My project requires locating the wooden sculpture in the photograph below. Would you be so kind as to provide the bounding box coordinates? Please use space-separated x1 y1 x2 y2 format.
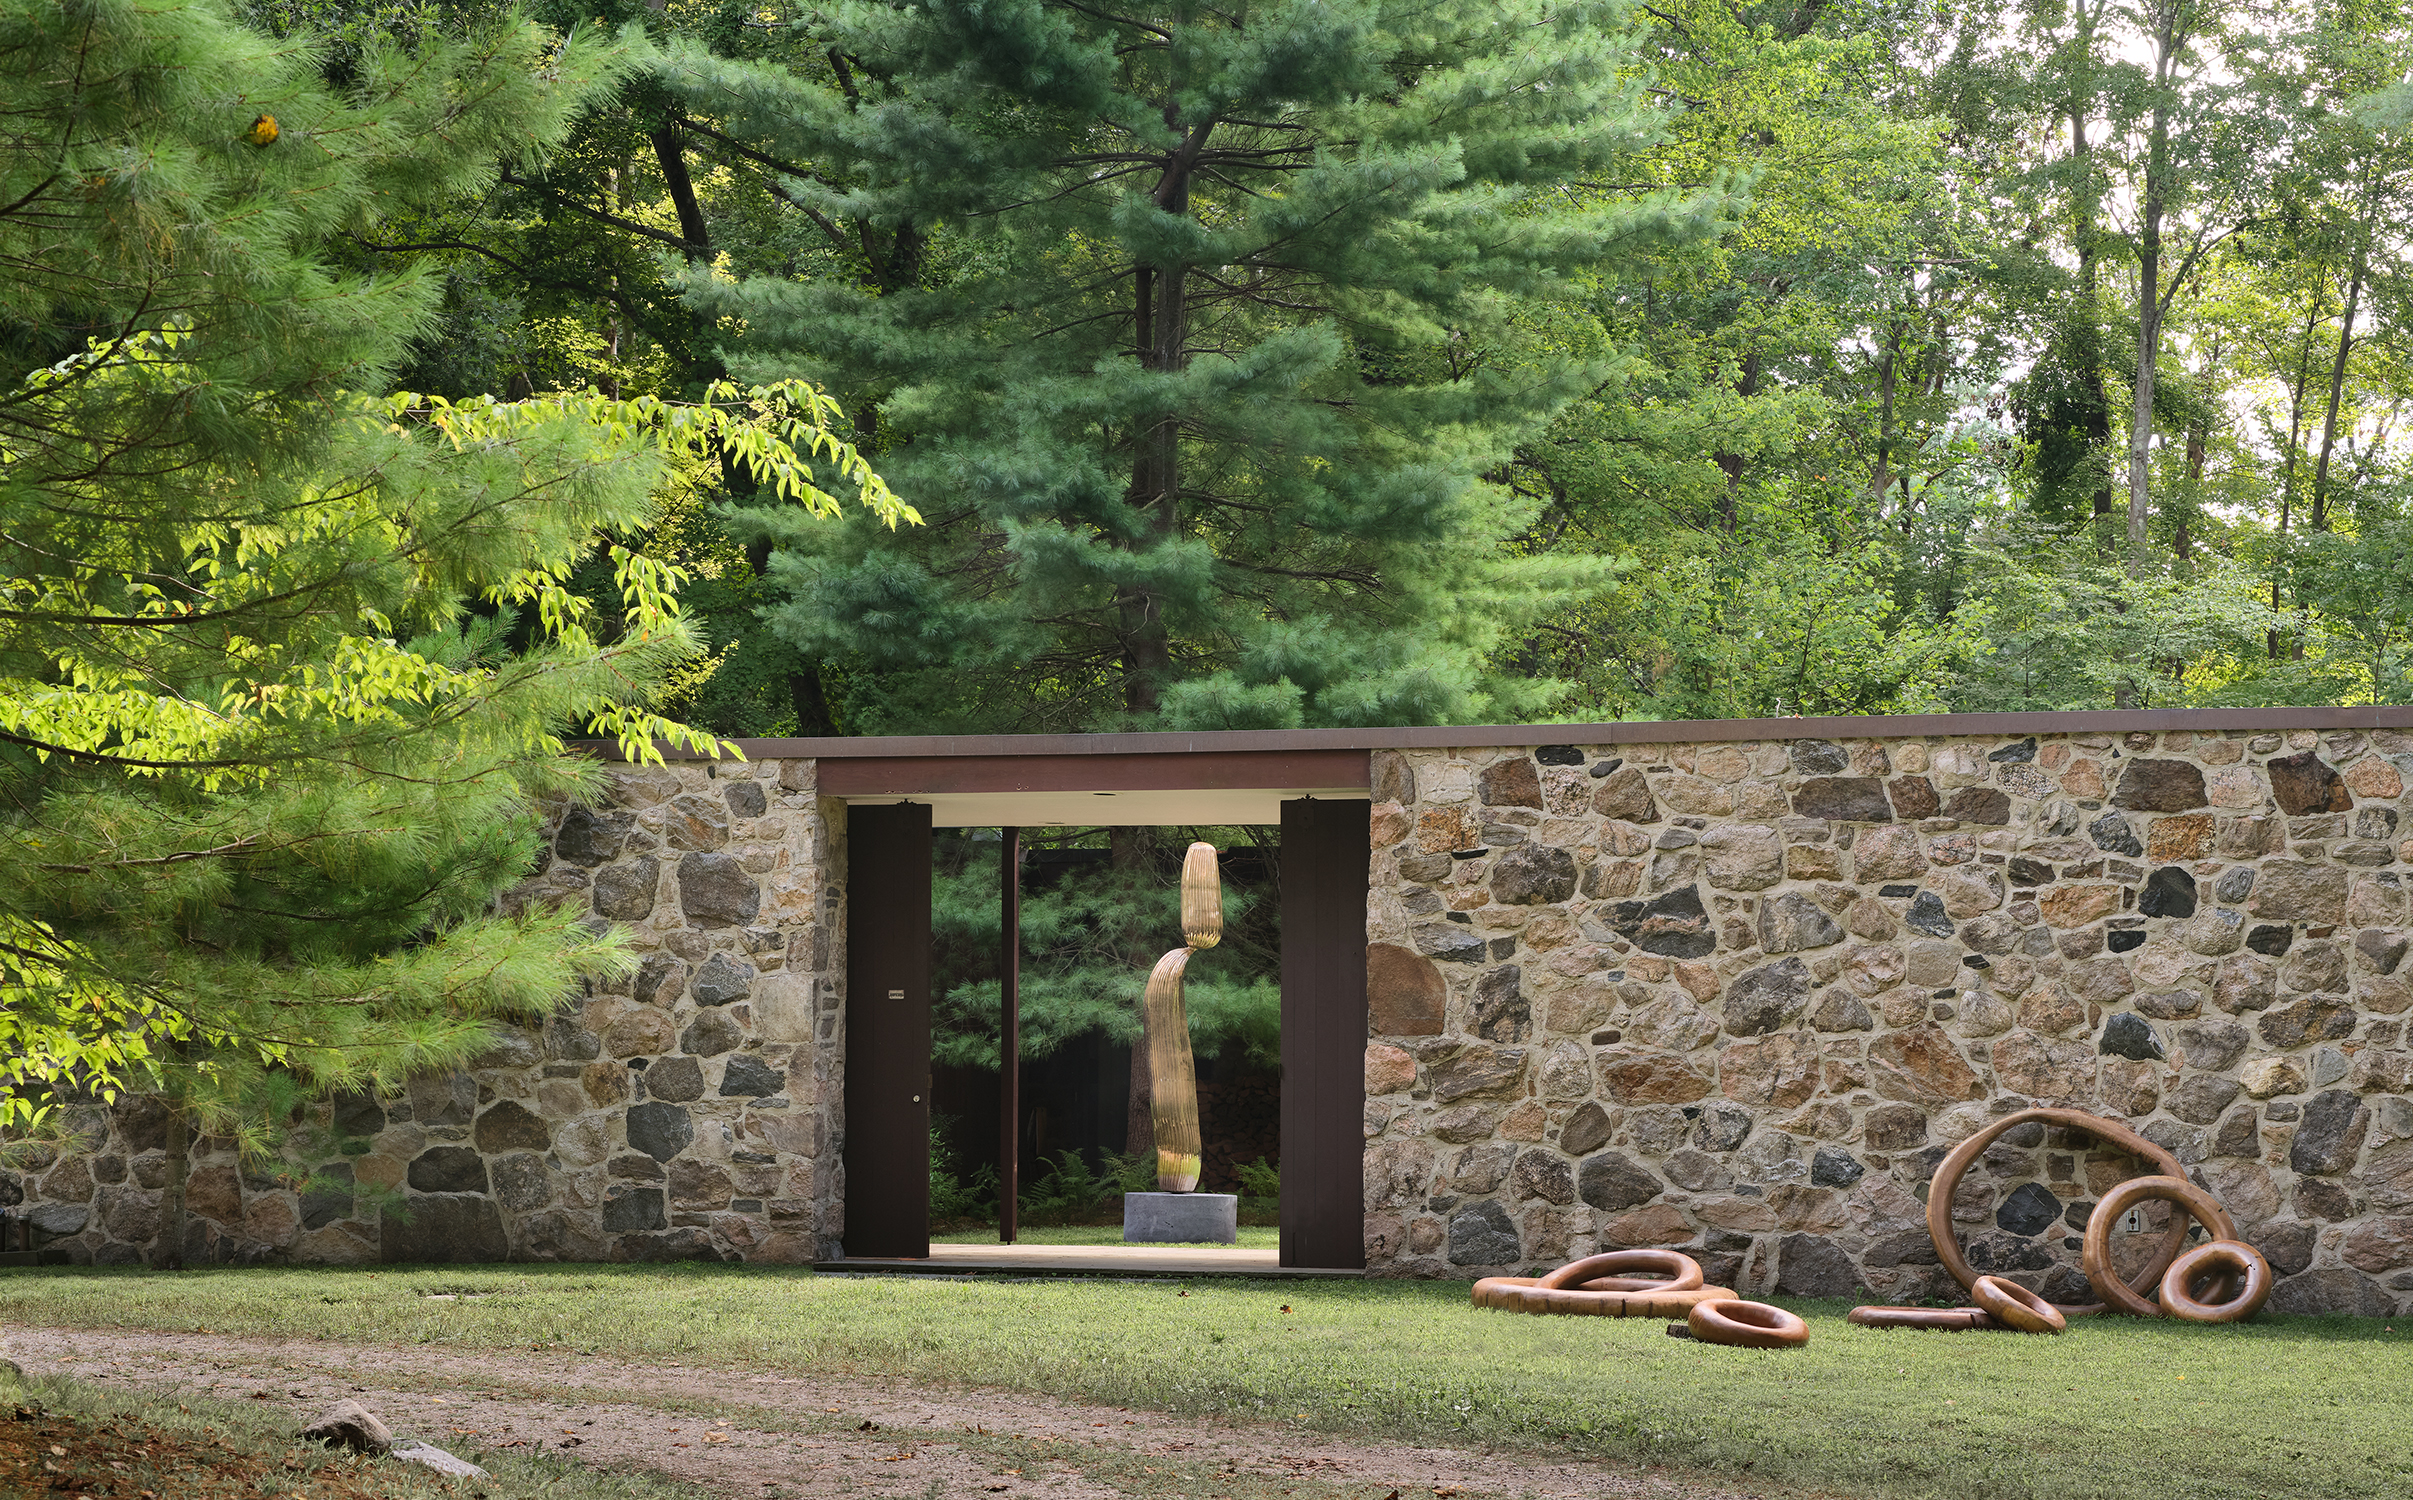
1970 1275 2067 1334
1852 1104 2273 1331
1846 1306 2001 1331
1142 842 1221 1193
1925 1106 2194 1317
2158 1239 2273 1324
1686 1298 1810 1350
1472 1250 1738 1318
2080 1175 2239 1318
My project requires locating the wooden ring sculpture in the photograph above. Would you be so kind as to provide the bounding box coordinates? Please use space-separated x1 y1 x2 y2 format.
2158 1239 2272 1324
1686 1299 1810 1350
1540 1250 1706 1293
1845 1306 2001 1331
1926 1107 2193 1317
1969 1275 2068 1334
2081 1175 2238 1318
1472 1251 1735 1317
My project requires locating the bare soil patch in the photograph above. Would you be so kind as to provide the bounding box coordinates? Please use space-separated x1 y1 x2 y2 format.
0 1391 413 1500
3 1324 1796 1500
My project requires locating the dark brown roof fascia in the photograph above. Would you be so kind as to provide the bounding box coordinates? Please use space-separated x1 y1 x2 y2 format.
583 703 2413 763
816 749 1369 796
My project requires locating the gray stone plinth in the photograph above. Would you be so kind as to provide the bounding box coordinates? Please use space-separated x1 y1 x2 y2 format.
1123 1192 1238 1244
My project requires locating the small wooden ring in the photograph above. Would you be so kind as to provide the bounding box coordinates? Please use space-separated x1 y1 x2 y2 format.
1925 1107 2193 1317
2082 1175 2237 1318
1686 1298 1810 1349
1845 1305 2002 1330
1969 1275 2068 1334
1539 1250 1704 1292
2159 1239 2271 1324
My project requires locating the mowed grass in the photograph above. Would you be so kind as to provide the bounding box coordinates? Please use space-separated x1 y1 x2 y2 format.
2 1264 2406 1500
929 1224 1281 1247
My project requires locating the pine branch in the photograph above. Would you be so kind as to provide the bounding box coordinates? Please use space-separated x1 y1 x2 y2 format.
496 171 699 254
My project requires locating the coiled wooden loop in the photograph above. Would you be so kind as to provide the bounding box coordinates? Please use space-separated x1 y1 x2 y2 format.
1687 1298 1810 1349
2081 1175 2238 1318
1538 1250 1705 1293
2158 1238 2271 1324
1970 1275 2067 1334
1926 1107 2193 1317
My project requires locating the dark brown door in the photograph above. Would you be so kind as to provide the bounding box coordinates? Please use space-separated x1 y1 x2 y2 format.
1279 797 1370 1269
844 802 933 1258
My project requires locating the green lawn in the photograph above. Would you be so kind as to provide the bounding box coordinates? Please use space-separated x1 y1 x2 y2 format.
2 1264 2404 1500
929 1224 1280 1248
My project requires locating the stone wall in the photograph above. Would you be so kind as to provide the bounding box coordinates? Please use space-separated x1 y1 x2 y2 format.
2 758 848 1266
1361 730 2413 1315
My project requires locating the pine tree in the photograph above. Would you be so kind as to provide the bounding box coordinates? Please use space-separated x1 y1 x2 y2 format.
0 0 899 1252
649 0 1711 732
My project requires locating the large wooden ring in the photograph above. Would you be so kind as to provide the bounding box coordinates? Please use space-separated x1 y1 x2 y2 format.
1969 1275 2068 1334
2157 1238 2270 1324
2081 1175 2237 1318
1686 1298 1810 1349
1475 1250 1715 1315
1926 1107 2193 1317
1539 1250 1704 1293
1846 1305 2001 1330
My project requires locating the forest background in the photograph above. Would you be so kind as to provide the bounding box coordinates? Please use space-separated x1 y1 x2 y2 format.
267 0 2413 734
14 0 2413 1209
248 0 2413 1153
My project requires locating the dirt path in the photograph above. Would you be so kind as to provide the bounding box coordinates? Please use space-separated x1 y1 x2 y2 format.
1 1324 1792 1500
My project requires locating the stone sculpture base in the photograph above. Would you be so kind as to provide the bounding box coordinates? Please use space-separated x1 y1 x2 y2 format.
1123 1192 1238 1244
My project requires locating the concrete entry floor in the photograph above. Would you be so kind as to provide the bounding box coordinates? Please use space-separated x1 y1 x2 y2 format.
817 1243 1359 1277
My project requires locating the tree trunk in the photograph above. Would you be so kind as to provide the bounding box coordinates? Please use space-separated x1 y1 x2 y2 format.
649 122 709 260
2273 303 2319 658
2064 2 2116 536
2124 23 2175 571
1118 119 1212 719
1714 350 1762 532
2310 250 2366 534
2175 418 2206 563
1869 322 1900 518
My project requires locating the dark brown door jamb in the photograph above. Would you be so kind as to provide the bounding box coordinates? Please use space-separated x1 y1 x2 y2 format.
1279 797 1370 1270
843 802 934 1258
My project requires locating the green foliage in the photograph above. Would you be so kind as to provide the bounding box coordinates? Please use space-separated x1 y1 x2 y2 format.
927 1114 999 1226
1014 1149 1155 1228
0 0 898 1139
1233 1156 1280 1199
135 0 2413 743
647 0 1718 734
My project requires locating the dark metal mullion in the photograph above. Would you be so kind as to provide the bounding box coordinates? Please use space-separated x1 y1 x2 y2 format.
999 826 1022 1244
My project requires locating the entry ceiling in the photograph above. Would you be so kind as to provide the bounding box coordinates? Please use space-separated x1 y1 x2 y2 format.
841 786 1367 828
815 746 1372 826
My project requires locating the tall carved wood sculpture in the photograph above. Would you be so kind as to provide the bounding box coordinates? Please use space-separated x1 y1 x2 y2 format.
1143 842 1221 1193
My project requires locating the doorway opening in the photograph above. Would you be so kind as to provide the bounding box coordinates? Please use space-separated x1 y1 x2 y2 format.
836 771 1367 1274
924 827 1284 1254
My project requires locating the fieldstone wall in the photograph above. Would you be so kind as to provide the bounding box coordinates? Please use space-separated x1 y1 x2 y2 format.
1362 730 2413 1315
3 758 848 1266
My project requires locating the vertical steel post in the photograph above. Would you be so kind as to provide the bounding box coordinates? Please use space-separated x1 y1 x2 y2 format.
999 826 1021 1244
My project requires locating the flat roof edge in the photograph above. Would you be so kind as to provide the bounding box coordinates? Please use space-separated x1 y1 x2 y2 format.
575 704 2413 762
